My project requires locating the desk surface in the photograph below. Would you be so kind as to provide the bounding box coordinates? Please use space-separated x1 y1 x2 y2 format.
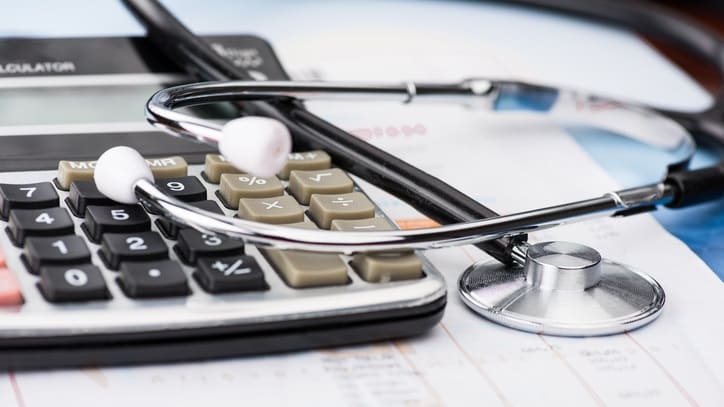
0 2 722 406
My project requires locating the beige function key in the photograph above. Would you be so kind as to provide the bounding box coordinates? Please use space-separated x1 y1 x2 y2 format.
238 195 304 224
218 173 284 209
57 160 96 190
309 192 375 229
146 156 188 178
350 253 424 283
330 217 394 231
278 150 331 179
262 221 348 288
57 156 187 191
288 168 353 205
331 218 423 282
204 154 242 184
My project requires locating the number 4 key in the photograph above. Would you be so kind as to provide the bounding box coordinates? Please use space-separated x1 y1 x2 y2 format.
8 207 75 245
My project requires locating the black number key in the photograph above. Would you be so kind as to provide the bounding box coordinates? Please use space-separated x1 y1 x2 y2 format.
0 182 59 220
195 255 267 293
157 177 207 202
8 207 75 245
83 205 150 242
175 229 244 264
23 236 91 275
119 260 189 298
39 265 109 303
157 200 223 239
100 232 168 270
68 181 114 217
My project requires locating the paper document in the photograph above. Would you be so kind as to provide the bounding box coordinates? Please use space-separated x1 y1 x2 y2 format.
3 105 722 407
1 1 722 406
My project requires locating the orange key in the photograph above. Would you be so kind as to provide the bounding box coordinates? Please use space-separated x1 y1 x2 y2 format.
0 268 22 306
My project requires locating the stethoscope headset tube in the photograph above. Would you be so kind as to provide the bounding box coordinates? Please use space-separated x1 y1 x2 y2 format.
104 77 720 254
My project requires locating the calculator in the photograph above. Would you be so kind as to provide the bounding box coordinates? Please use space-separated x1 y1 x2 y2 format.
0 143 446 369
0 35 445 369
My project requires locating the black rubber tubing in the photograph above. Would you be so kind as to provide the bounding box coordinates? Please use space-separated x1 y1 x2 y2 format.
121 0 527 264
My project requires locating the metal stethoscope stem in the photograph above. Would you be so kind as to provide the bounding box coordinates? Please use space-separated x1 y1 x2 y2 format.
139 78 689 266
146 78 695 162
134 176 674 260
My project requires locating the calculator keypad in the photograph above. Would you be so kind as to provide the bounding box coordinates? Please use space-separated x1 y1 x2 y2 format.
0 151 436 333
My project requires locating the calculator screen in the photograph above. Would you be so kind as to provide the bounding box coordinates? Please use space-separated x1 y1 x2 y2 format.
0 84 163 126
0 35 281 170
0 79 222 171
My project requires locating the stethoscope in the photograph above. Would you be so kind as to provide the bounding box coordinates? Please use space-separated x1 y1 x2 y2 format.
102 0 724 336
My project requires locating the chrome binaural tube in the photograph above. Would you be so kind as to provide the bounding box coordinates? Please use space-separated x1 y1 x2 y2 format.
146 78 694 168
135 179 675 255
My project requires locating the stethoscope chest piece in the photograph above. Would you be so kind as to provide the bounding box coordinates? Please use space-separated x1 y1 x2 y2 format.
458 241 665 336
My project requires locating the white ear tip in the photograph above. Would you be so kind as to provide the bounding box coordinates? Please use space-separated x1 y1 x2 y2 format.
94 146 154 204
218 116 292 178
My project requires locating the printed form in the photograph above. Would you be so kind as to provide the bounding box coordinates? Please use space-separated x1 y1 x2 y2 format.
0 1 722 406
